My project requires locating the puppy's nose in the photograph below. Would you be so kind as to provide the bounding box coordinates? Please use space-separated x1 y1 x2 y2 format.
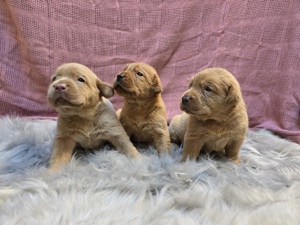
182 96 191 104
54 83 67 92
117 74 125 81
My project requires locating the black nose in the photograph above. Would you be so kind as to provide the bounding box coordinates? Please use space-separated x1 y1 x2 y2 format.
117 74 125 81
182 96 191 104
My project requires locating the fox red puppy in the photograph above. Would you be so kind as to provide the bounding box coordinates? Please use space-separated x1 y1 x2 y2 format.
169 68 248 163
113 62 171 155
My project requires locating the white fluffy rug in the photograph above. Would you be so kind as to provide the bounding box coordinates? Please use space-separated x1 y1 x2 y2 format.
0 117 300 225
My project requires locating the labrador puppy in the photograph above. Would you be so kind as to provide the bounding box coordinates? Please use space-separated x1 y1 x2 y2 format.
47 63 141 171
113 62 171 155
169 68 248 163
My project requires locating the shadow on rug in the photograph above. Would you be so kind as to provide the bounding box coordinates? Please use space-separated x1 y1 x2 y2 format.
0 116 300 225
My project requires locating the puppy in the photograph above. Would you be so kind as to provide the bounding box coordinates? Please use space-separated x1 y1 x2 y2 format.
47 63 141 171
113 62 171 155
169 68 248 163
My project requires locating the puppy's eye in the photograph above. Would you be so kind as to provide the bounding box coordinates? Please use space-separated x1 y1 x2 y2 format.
51 76 57 82
136 72 143 76
77 77 85 82
204 86 213 92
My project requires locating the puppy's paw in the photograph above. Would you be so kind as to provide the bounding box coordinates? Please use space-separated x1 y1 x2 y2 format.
132 151 142 158
232 157 241 165
116 109 122 119
48 162 62 172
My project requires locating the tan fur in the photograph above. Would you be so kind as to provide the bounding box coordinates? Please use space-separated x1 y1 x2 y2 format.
47 63 140 171
169 68 248 163
113 62 171 155
168 112 189 145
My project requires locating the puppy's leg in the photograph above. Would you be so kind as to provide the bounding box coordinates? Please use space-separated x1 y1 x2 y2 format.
108 128 141 158
116 109 122 120
224 139 244 164
48 137 76 171
181 133 204 162
153 132 171 155
110 137 141 158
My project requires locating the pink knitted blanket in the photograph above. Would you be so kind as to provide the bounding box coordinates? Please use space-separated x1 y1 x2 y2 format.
1 0 299 143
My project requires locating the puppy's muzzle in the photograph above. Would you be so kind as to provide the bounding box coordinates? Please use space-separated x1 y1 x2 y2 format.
182 95 192 105
117 74 125 81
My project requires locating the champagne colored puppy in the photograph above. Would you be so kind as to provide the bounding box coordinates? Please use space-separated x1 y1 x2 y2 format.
47 63 141 171
169 68 248 163
113 62 171 155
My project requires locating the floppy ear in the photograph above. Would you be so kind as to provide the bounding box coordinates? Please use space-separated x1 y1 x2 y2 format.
151 74 162 94
96 79 114 98
226 85 239 105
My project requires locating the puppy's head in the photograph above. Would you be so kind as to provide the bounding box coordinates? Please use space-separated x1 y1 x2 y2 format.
47 63 114 112
180 68 242 120
113 62 162 99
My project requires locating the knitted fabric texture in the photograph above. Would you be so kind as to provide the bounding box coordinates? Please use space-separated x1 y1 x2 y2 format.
0 0 299 142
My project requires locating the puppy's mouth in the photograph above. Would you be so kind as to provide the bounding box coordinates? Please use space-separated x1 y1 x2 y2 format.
113 82 127 93
181 102 210 117
113 80 137 95
50 93 84 108
113 81 124 90
55 97 74 106
180 103 195 115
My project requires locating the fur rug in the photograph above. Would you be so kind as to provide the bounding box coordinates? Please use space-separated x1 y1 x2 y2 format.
0 117 300 225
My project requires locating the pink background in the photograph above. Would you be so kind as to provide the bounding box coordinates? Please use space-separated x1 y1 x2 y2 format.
0 0 300 143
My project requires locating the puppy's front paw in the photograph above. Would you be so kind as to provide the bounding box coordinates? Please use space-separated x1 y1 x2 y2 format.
48 160 63 172
116 109 122 119
232 157 241 165
131 150 142 158
48 138 75 171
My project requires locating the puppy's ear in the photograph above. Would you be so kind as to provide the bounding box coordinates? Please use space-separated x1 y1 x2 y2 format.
226 85 239 105
96 79 114 98
151 74 162 94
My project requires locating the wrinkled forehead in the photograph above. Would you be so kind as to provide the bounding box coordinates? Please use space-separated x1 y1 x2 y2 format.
124 63 136 71
191 72 223 85
124 63 155 74
55 64 96 79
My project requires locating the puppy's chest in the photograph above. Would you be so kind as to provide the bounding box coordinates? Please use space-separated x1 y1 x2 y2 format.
200 122 234 150
205 136 229 152
121 116 154 141
69 124 107 149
